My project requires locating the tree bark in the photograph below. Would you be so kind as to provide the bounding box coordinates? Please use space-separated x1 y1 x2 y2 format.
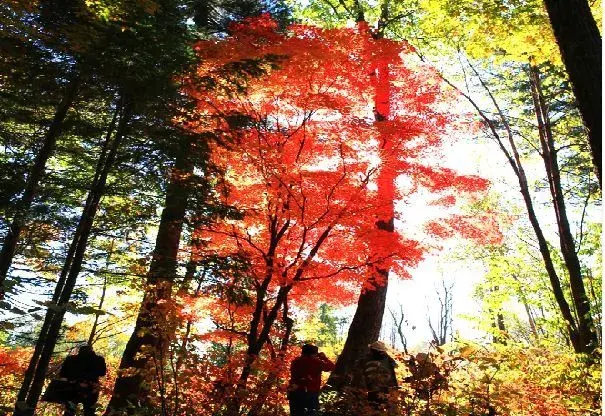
0 77 79 299
172 259 202 416
224 217 334 415
510 136 580 352
105 136 194 415
389 305 408 354
327 275 389 390
428 279 453 346
225 284 293 415
494 313 507 345
542 0 601 186
13 98 131 416
528 65 598 353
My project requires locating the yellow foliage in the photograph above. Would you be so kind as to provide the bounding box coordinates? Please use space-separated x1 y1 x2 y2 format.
416 0 561 65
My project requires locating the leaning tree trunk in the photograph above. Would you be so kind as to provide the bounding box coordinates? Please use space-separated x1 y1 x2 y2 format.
13 98 131 416
523 187 582 351
542 0 602 186
529 65 598 353
489 286 507 345
0 77 79 299
13 106 119 415
454 60 584 353
328 19 394 390
503 117 581 353
105 136 194 415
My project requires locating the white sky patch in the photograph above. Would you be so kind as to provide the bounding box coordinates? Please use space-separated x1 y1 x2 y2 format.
382 132 490 347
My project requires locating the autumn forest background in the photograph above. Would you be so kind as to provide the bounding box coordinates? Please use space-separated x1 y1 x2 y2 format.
0 0 602 415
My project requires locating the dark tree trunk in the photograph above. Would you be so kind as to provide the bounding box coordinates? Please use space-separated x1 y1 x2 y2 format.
88 239 114 345
0 78 79 299
15 107 120 415
493 313 507 345
496 312 506 333
172 259 202 416
105 136 194 415
327 273 388 390
542 0 602 185
224 224 333 415
529 65 598 354
223 285 292 416
428 279 453 346
488 286 506 345
13 99 131 416
389 305 409 354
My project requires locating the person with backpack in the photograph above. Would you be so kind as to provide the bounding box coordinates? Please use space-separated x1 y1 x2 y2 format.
288 343 335 416
58 344 107 416
363 341 399 415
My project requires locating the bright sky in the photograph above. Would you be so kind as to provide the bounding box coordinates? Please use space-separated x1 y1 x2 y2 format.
380 120 513 350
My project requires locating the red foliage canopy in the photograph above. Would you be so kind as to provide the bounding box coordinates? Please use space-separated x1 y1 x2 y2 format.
182 13 495 335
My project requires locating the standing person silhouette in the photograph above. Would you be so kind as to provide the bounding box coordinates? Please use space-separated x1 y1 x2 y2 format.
59 344 107 416
363 341 399 415
288 343 335 416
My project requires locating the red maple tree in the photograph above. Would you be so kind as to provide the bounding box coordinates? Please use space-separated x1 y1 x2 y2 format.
178 15 496 413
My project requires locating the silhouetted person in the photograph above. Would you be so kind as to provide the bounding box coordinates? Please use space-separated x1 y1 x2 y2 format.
363 341 399 415
59 344 107 416
288 343 335 416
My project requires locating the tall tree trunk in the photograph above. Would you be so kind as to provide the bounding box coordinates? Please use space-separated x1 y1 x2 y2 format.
528 65 598 354
542 0 602 186
0 78 79 299
328 18 394 390
496 313 506 333
13 106 119 415
493 313 507 345
105 136 194 415
13 98 131 416
428 279 453 346
225 224 333 415
328 278 389 390
584 270 601 346
488 286 506 345
388 305 409 354
447 60 582 353
224 284 293 416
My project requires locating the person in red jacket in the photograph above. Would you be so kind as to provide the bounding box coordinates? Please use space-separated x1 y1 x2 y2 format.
288 343 335 416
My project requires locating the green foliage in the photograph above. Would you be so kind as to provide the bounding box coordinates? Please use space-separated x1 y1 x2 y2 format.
296 304 346 357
